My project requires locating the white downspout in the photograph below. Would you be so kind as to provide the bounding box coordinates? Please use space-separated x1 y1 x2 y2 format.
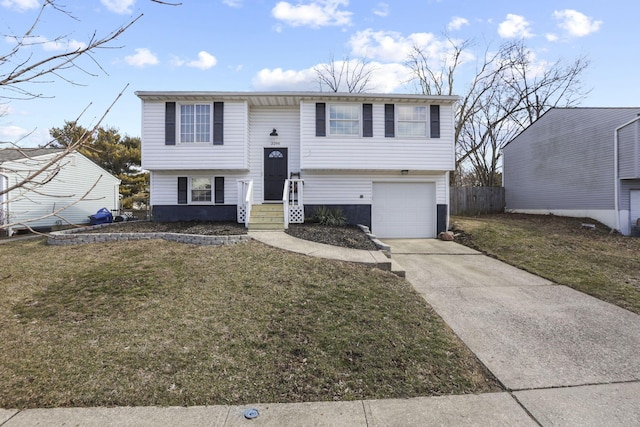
614 115 640 234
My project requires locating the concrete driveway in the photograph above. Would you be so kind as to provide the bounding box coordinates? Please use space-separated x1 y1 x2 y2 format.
385 239 640 425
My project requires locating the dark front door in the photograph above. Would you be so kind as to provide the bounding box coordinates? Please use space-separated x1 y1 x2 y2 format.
264 148 288 201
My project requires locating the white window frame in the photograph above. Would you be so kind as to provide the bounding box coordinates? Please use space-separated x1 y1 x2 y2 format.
328 103 360 137
179 103 212 144
189 176 212 204
396 105 428 138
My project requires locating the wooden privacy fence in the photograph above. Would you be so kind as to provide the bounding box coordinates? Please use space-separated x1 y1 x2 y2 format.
450 186 505 216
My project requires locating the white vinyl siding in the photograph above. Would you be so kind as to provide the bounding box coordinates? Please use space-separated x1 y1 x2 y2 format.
247 107 300 202
301 171 448 206
3 153 120 229
151 171 238 206
141 100 248 170
300 101 454 171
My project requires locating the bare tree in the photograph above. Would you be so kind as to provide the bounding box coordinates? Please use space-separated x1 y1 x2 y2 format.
314 54 375 93
407 38 590 186
0 0 178 233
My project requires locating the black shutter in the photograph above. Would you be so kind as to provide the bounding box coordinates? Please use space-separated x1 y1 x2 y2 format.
213 102 224 145
430 105 440 138
214 177 224 204
384 104 395 137
177 177 187 204
165 102 176 145
363 103 373 137
315 103 326 137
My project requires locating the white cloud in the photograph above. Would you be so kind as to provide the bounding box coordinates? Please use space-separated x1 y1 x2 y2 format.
251 60 412 93
0 104 14 117
349 29 455 63
448 16 469 31
0 0 39 11
498 14 533 39
545 33 559 42
5 35 86 52
373 2 389 17
0 125 30 141
222 0 242 7
124 48 159 67
553 9 602 37
101 0 135 14
272 0 352 28
252 67 318 91
187 51 217 70
42 39 86 52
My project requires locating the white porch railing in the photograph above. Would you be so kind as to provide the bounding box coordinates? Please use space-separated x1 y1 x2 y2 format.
283 179 304 229
237 180 253 227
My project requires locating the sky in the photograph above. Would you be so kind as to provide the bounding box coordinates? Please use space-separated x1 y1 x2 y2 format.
1 0 638 147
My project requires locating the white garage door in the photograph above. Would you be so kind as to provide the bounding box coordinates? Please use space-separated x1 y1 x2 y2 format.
372 182 436 238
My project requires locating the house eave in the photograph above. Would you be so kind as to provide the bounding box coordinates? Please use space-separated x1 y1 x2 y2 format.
134 91 460 107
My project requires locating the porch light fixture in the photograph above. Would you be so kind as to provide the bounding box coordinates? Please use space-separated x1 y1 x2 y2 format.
401 170 409 175
269 128 279 145
270 128 278 136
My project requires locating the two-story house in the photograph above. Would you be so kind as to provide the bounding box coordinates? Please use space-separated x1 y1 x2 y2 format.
136 91 458 238
503 107 640 236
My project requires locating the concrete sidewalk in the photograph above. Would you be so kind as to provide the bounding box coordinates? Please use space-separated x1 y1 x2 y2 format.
2 393 540 426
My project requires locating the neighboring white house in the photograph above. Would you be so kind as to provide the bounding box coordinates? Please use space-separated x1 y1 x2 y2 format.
136 91 458 238
503 107 640 235
0 148 121 233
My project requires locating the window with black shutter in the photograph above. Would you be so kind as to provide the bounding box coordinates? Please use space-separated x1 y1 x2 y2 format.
165 102 176 145
177 177 187 204
315 103 326 137
213 102 224 145
363 103 373 137
430 105 440 138
384 104 395 137
214 177 224 204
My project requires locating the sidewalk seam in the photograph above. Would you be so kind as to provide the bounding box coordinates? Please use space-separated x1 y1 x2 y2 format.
0 410 20 426
509 392 543 427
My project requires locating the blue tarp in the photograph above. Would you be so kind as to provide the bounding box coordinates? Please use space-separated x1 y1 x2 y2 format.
90 207 113 225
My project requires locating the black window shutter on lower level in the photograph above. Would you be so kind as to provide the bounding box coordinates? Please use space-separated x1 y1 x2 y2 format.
178 177 187 204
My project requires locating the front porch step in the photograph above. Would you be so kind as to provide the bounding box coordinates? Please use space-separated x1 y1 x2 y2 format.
249 204 285 231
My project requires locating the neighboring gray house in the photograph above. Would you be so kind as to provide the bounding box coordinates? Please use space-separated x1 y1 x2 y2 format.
503 107 640 235
0 148 121 234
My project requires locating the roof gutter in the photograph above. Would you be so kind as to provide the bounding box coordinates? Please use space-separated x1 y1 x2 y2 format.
614 115 640 233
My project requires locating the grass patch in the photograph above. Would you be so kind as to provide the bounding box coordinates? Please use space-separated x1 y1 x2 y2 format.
0 239 499 408
452 214 640 314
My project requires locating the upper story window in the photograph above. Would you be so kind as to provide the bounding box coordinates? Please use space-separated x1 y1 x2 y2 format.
180 104 211 143
165 102 223 145
397 105 427 137
329 104 360 136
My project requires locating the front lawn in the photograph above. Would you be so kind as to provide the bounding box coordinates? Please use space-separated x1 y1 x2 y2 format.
0 239 500 408
452 214 640 314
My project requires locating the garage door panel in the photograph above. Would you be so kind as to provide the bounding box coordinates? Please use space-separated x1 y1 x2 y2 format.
372 182 435 238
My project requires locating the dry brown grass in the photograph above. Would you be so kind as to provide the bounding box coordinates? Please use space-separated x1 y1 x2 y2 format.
452 214 640 314
0 238 500 409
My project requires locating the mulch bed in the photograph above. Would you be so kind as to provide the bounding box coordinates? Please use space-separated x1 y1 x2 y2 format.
81 221 378 251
